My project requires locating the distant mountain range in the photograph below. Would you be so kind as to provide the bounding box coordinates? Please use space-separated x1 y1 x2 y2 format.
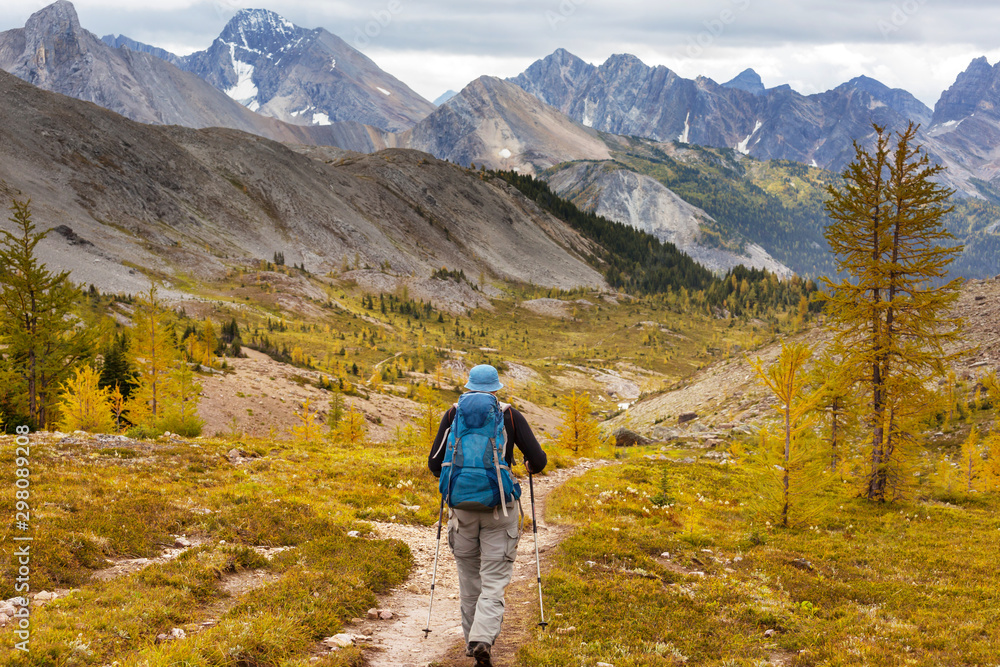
2 0 1000 281
509 48 932 176
0 1 384 151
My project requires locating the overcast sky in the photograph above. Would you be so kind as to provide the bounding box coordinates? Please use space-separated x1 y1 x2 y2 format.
3 0 1000 106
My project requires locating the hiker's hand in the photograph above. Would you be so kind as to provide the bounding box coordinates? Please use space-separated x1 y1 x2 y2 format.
524 460 534 474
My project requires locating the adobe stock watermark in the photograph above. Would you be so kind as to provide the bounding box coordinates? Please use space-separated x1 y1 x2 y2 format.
10 425 33 652
877 0 929 37
682 0 752 61
353 0 403 49
546 0 588 32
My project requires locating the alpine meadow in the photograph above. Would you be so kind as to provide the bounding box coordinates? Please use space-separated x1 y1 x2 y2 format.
3 2 1000 666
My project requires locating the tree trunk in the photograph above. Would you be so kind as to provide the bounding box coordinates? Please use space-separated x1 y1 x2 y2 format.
830 397 841 473
782 401 791 527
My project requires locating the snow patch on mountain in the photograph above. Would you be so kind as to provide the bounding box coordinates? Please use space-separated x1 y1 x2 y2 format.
735 121 761 155
224 43 259 108
678 112 690 143
377 86 391 96
312 112 331 125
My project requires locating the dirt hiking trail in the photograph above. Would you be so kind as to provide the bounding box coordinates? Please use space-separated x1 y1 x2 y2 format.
352 459 615 667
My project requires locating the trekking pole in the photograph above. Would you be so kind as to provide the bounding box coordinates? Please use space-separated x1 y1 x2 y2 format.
422 494 446 638
528 471 548 629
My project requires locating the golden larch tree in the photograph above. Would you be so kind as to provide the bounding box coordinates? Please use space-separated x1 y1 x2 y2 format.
58 366 115 433
126 285 179 427
821 122 963 501
744 342 827 527
555 390 602 456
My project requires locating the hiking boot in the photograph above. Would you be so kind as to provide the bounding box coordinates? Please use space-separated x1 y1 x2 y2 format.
465 642 474 657
471 641 492 666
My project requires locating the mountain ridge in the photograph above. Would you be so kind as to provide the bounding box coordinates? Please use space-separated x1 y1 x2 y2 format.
0 68 606 302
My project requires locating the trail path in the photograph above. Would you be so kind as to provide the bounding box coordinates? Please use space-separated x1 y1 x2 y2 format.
353 459 615 667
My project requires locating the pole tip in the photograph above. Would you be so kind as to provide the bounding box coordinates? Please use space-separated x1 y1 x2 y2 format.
537 621 548 630
422 628 432 638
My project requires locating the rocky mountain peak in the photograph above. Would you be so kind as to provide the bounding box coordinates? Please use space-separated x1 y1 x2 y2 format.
219 8 305 53
603 52 649 72
722 68 765 95
931 56 998 125
24 0 82 36
15 1 92 88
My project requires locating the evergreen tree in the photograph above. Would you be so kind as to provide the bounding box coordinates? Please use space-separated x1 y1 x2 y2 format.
327 390 344 430
821 123 963 501
0 199 95 428
98 330 135 400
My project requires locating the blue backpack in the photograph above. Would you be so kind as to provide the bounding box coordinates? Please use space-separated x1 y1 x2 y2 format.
439 392 521 515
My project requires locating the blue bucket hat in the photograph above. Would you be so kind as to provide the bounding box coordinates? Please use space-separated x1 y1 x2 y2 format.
465 364 503 392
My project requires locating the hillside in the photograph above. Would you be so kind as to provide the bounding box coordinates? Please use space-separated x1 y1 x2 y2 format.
544 160 793 277
394 75 611 173
0 69 607 298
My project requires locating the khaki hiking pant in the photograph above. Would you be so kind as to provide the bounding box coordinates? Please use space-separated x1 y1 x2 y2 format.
448 503 521 645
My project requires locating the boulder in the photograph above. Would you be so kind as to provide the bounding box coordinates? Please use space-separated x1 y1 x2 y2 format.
678 412 698 424
322 634 354 649
613 427 650 447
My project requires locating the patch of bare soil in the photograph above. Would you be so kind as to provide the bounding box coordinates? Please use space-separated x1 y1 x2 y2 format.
346 459 616 667
518 298 593 320
197 349 424 441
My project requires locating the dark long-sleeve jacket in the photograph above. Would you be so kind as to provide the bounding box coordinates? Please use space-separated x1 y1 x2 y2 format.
428 404 547 477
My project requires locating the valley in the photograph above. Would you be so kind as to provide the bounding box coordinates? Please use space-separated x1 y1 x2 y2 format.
3 2 1000 665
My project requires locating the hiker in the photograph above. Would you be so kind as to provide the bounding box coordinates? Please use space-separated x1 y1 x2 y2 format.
428 364 547 667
